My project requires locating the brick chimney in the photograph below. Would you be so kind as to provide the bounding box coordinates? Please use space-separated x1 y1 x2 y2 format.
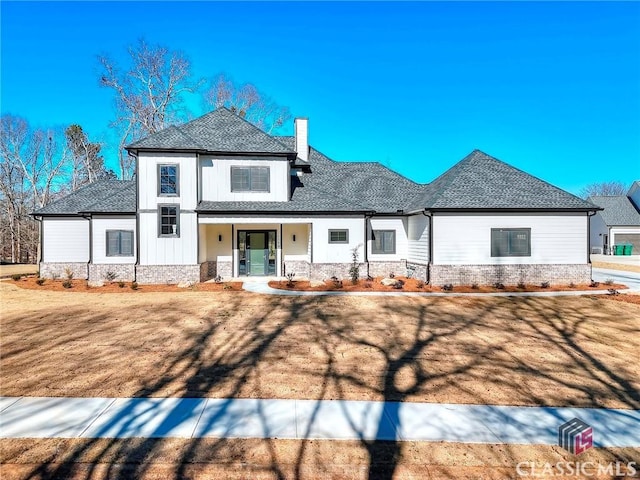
294 118 309 162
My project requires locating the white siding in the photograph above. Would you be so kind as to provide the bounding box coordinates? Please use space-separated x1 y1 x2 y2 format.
200 156 289 202
312 216 365 263
407 214 430 264
138 152 198 265
138 152 198 210
433 213 588 265
43 217 89 262
589 212 608 253
139 212 198 265
92 216 137 264
367 217 408 262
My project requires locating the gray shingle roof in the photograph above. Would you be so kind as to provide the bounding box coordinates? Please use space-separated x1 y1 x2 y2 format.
197 141 424 213
39 109 599 216
33 180 135 215
588 195 640 226
407 150 597 211
128 108 294 155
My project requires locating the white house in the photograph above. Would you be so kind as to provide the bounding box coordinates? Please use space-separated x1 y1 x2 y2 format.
34 108 599 285
588 182 640 255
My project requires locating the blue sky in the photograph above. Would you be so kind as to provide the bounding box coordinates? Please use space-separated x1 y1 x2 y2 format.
2 1 639 195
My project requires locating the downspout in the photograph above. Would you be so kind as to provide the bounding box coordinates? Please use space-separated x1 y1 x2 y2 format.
195 153 200 273
35 215 43 267
587 211 596 264
423 209 433 284
279 224 283 277
131 150 140 282
81 213 92 280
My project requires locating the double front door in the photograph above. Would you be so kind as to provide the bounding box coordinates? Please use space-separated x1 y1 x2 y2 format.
238 230 276 276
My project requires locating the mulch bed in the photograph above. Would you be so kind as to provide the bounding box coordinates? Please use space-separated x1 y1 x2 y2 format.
598 294 640 305
269 277 627 293
9 276 243 293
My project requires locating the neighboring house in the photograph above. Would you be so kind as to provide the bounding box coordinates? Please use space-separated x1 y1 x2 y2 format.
34 108 599 285
588 182 640 255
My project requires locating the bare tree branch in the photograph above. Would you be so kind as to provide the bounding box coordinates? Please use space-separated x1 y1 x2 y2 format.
203 73 291 134
98 38 202 179
580 181 628 199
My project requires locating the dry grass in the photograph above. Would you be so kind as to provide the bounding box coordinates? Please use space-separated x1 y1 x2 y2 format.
2 282 639 408
1 438 638 480
2 282 639 479
592 261 640 273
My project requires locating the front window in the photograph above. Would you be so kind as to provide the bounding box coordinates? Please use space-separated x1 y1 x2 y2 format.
231 166 270 192
491 228 531 257
106 230 134 256
328 229 349 243
372 230 396 254
159 205 179 237
158 164 179 196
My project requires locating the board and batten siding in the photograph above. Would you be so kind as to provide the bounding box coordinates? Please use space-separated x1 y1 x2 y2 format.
138 152 198 210
138 152 198 265
432 213 588 265
42 217 89 262
311 216 365 263
407 214 430 264
139 211 198 265
200 156 289 202
367 217 408 262
92 216 136 264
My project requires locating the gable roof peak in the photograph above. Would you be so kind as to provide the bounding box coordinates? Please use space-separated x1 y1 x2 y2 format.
128 107 294 155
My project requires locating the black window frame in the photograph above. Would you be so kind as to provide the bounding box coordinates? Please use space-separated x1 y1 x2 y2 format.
158 205 180 237
371 229 396 254
491 228 531 257
328 229 349 244
106 230 134 257
230 166 270 192
158 164 179 197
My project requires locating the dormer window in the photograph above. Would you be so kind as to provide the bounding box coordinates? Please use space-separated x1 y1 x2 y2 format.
231 166 270 192
158 164 179 196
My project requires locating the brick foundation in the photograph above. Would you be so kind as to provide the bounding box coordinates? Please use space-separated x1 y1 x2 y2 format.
201 260 233 280
406 262 428 281
135 265 200 284
88 264 135 282
308 262 368 281
368 260 407 278
39 262 88 280
283 260 311 279
429 264 592 286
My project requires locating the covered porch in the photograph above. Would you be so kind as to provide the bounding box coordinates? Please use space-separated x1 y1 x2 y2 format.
198 217 312 279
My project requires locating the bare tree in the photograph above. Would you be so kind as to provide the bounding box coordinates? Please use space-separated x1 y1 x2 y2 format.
203 73 291 134
98 39 201 179
580 181 628 199
0 115 70 262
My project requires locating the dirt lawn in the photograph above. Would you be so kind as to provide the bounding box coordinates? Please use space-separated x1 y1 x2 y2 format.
1 282 639 479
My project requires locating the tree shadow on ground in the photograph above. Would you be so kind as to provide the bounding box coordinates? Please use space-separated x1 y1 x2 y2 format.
1 291 638 479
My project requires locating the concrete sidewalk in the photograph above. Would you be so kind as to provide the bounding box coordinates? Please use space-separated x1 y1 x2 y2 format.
1 396 638 447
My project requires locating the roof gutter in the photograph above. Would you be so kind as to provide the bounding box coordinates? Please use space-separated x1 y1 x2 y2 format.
126 147 294 159
422 209 433 284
